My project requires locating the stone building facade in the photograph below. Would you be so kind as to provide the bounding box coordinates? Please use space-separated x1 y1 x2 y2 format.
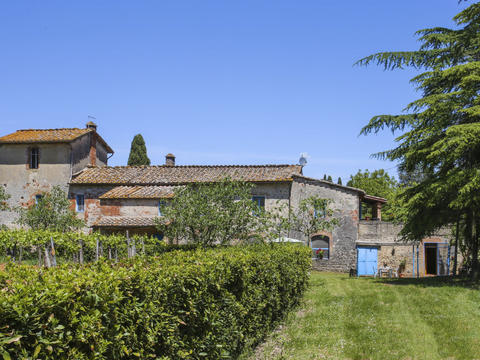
0 124 454 276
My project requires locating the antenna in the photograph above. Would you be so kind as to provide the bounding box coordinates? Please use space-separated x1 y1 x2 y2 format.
88 115 96 120
299 152 308 166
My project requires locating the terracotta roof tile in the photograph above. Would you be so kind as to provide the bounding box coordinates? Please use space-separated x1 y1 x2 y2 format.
99 186 178 199
93 216 158 227
0 127 114 153
71 165 303 185
0 128 92 143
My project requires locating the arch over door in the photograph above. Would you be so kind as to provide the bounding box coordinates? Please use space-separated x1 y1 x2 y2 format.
357 246 378 276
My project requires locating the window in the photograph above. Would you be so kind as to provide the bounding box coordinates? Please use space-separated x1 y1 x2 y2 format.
35 194 42 205
76 194 85 212
314 204 326 218
29 147 39 169
158 200 166 216
311 235 330 260
252 196 265 215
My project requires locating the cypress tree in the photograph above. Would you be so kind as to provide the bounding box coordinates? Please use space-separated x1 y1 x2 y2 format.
337 177 342 185
127 134 151 166
323 174 327 180
327 175 333 182
357 2 480 276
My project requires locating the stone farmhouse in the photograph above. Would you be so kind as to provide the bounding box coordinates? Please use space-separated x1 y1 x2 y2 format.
0 123 453 276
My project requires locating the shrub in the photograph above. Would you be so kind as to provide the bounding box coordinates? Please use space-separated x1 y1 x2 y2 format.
0 244 311 359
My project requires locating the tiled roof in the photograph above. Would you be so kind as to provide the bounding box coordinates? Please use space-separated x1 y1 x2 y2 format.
71 164 303 185
99 186 178 199
0 128 91 143
292 174 366 194
0 127 114 153
93 216 158 227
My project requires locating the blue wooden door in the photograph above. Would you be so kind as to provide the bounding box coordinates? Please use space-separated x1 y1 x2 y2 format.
357 247 378 276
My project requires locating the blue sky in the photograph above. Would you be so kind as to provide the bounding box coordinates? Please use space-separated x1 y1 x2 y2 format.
0 1 469 181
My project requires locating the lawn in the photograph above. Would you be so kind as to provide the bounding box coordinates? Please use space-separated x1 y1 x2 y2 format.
243 272 480 360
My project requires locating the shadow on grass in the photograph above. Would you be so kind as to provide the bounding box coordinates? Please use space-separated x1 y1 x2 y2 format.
376 275 480 289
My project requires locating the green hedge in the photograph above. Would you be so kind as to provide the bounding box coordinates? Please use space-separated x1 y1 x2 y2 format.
0 244 311 359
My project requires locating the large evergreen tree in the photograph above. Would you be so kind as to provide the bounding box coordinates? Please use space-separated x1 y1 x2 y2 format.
127 134 150 166
356 2 480 275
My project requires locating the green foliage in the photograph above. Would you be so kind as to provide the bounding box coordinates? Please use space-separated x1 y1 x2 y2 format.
347 169 399 221
0 244 311 359
289 196 339 246
15 186 84 232
327 175 332 182
127 134 150 166
155 180 268 246
337 177 342 185
355 2 480 274
0 229 194 265
347 169 397 199
0 186 10 211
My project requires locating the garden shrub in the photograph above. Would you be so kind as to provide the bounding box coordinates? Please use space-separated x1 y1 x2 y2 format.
0 244 310 359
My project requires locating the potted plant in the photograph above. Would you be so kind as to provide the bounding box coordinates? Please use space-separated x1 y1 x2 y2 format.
315 249 324 260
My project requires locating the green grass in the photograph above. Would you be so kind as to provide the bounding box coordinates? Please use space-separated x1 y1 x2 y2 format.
242 272 480 360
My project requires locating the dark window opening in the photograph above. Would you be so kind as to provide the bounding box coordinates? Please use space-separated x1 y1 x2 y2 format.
35 194 43 205
76 194 85 212
29 148 39 169
425 244 437 275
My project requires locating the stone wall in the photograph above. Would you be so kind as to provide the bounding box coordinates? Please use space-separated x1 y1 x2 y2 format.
68 185 113 229
71 135 91 174
358 220 457 276
291 177 361 272
0 143 72 227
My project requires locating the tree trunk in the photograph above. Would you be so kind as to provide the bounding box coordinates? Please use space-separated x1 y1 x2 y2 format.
454 216 460 276
37 246 42 267
126 230 131 258
96 238 99 262
473 211 480 280
79 240 84 265
50 237 57 267
44 246 51 268
18 246 23 264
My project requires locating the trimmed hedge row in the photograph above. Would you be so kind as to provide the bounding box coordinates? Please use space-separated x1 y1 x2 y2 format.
0 244 311 359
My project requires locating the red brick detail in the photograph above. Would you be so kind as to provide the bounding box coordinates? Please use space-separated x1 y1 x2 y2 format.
89 134 97 166
422 237 444 244
69 199 76 211
100 200 121 216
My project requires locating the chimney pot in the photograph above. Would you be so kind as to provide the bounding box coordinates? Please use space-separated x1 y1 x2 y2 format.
86 121 97 131
165 153 175 166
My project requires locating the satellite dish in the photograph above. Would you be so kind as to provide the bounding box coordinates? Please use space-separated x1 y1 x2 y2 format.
299 152 308 166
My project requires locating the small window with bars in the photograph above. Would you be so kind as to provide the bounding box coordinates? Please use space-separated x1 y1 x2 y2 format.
29 147 39 169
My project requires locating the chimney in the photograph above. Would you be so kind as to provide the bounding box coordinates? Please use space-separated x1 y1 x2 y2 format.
86 121 97 132
86 122 98 166
165 153 175 166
